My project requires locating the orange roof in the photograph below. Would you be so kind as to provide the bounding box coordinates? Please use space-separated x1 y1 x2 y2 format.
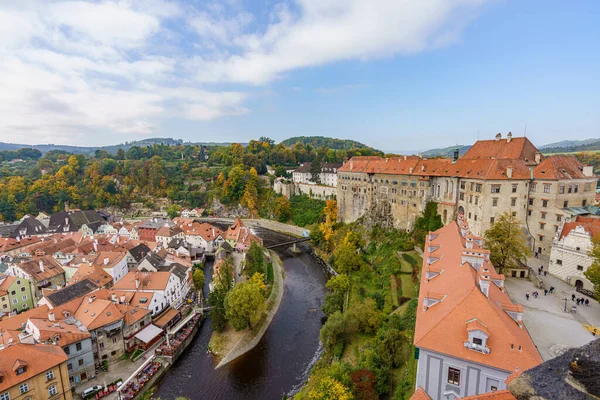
152 307 180 329
16 256 65 281
0 276 16 291
179 221 222 241
0 237 41 253
112 271 172 291
73 296 123 330
0 343 68 392
116 304 151 326
410 387 432 400
69 263 113 287
0 306 50 345
533 155 589 180
92 251 126 269
27 317 90 346
559 216 600 240
466 318 490 336
460 390 515 400
222 218 246 241
504 368 522 385
415 221 542 373
463 136 538 163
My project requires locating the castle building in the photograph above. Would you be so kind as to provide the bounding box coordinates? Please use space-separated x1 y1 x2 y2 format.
337 133 597 257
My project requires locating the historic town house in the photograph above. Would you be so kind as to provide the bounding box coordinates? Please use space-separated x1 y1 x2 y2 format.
337 133 597 257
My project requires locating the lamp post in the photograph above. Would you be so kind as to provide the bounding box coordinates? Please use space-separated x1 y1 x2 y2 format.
564 298 567 312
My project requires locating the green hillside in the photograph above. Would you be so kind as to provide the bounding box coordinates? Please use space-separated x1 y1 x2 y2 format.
281 136 376 151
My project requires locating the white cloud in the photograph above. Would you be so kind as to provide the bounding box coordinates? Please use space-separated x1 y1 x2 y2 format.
0 0 490 144
190 0 490 85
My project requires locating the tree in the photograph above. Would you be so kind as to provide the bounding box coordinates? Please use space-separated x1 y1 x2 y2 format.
350 370 377 400
319 199 338 250
245 242 267 277
320 311 348 350
585 236 600 301
167 204 180 219
348 298 381 334
308 376 353 400
413 201 443 245
484 212 531 273
192 269 205 290
310 158 322 184
225 280 266 330
275 196 291 222
334 232 364 274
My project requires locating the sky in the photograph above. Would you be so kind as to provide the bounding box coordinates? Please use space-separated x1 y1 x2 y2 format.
0 0 599 152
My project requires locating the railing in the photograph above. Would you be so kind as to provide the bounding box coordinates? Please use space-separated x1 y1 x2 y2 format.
464 342 490 354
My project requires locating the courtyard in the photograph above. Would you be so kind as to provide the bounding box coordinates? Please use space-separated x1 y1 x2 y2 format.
504 271 600 361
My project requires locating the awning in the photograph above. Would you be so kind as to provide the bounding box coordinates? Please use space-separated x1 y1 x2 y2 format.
153 308 180 329
134 324 163 344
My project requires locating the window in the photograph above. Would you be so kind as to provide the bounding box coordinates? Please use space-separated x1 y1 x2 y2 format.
76 342 82 351
512 184 517 193
46 370 54 380
20 287 25 292
473 337 483 345
564 201 569 208
529 198 534 206
492 198 498 207
19 383 28 394
574 184 579 193
559 185 565 194
511 198 516 207
541 212 547 219
544 184 551 193
12 298 17 304
491 386 498 392
475 196 479 205
469 195 473 204
474 215 478 221
460 181 466 189
556 259 563 265
542 200 548 207
48 385 57 396
539 235 544 242
470 182 474 191
79 359 84 366
475 184 482 193
575 265 584 271
16 367 25 375
490 217 495 223
112 337 118 344
448 367 461 385
99 342 104 349
22 295 27 301
530 183 537 192
540 223 545 230
491 185 500 194
459 193 465 201
512 211 517 217
0 392 9 400
67 363 73 371
583 199 587 207
468 212 472 219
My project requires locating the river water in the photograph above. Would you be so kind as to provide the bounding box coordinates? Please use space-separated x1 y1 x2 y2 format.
153 228 328 400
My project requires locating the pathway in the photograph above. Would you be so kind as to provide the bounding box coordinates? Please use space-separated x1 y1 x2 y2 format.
215 250 285 368
504 269 600 361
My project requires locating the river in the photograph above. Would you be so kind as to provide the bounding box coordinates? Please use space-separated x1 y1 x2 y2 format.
153 228 328 400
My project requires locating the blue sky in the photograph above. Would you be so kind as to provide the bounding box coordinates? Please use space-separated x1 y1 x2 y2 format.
0 0 598 152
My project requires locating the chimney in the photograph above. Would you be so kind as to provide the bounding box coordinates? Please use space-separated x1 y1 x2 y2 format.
212 228 215 237
403 155 407 161
535 152 542 164
409 167 413 174
88 296 95 303
507 132 513 142
421 164 425 172
135 278 140 289
93 242 98 252
583 166 593 177
350 160 353 171
104 257 109 265
39 260 44 272
495 133 502 141
120 295 126 304
111 294 118 303
453 148 459 163
507 167 513 179
48 312 55 322
385 158 389 163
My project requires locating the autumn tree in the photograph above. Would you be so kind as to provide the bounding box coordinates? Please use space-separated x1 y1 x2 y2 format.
308 376 353 400
484 212 531 273
585 236 600 301
167 204 180 219
192 269 205 290
350 370 377 400
319 199 338 251
322 274 350 316
274 196 291 222
225 280 266 331
334 232 364 274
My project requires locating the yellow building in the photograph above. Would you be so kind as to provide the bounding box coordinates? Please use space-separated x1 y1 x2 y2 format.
0 343 72 400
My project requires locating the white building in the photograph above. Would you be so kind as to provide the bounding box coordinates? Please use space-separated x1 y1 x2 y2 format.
548 216 599 293
91 252 128 284
292 162 342 187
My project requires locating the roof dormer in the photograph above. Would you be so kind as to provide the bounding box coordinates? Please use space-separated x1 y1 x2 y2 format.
500 303 524 327
423 291 446 310
464 318 490 354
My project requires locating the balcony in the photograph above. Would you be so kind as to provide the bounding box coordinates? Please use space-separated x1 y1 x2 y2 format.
464 341 490 354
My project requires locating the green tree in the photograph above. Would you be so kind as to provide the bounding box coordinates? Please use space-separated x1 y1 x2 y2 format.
585 236 600 300
320 311 348 350
310 158 322 184
166 204 180 219
413 201 443 245
225 280 266 330
192 269 205 290
484 212 532 273
348 298 381 334
245 242 267 277
334 232 364 274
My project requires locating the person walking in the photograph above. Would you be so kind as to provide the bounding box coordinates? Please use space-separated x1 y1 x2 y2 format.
585 299 590 306
526 291 530 300
544 288 548 296
572 294 576 301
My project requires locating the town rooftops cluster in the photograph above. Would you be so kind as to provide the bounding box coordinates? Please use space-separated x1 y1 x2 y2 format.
415 214 543 373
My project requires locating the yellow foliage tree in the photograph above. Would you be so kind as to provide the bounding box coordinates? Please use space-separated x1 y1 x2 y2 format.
308 377 353 400
319 199 338 251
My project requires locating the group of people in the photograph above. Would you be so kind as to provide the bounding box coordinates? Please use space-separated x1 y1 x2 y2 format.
538 265 548 276
572 293 590 306
525 290 541 300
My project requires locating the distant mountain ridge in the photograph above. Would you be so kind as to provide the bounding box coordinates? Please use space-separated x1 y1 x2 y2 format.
0 138 242 155
422 145 472 158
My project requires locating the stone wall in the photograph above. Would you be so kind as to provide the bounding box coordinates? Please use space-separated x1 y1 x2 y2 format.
273 179 336 200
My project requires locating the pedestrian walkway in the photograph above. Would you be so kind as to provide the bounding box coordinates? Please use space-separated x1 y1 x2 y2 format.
504 267 600 361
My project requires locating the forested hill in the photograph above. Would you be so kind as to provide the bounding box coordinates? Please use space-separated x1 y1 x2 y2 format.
422 145 471 157
280 136 377 151
0 138 238 155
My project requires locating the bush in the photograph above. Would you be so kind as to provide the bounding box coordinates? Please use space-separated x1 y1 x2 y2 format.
290 194 326 227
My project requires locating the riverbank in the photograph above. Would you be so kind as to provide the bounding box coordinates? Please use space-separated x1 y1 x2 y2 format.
213 250 285 368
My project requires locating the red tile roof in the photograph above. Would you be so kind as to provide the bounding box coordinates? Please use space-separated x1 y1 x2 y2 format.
460 390 515 400
410 387 432 400
462 136 538 163
559 216 600 240
414 219 542 373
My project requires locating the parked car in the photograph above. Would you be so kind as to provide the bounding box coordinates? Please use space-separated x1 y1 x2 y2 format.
82 385 103 398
